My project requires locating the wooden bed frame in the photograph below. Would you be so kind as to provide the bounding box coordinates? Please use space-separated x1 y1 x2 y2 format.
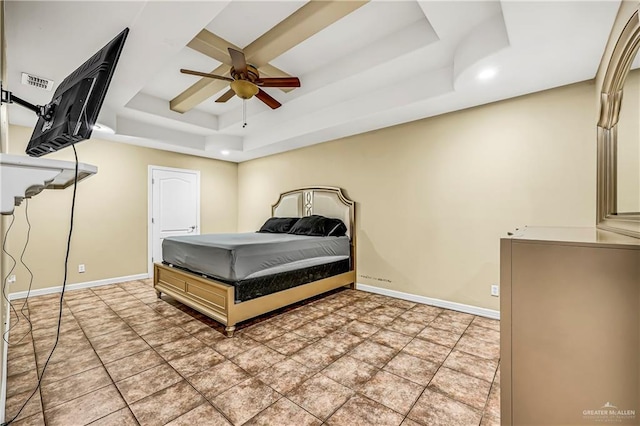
153 186 356 337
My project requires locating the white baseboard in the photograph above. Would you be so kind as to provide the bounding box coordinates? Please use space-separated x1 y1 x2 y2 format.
7 273 150 301
0 299 9 424
356 283 500 320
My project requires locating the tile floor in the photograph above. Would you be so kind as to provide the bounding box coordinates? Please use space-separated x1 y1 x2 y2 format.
4 279 500 426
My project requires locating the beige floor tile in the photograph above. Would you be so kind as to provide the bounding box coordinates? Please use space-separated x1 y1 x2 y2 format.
443 350 499 383
317 330 363 353
369 329 413 351
463 324 500 343
232 345 286 375
402 338 451 364
104 348 164 382
165 403 231 426
95 337 151 364
485 382 500 419
211 335 261 358
472 316 500 332
242 322 288 342
428 367 492 410
348 340 397 368
288 374 354 420
321 355 378 390
89 407 138 425
212 378 280 425
141 326 190 347
454 335 500 360
41 366 112 409
39 350 103 385
428 316 470 334
438 311 475 324
10 411 45 426
293 321 334 339
408 388 481 426
245 398 321 426
398 309 438 325
116 363 182 404
264 331 312 356
360 370 424 414
314 314 350 330
129 380 205 426
326 394 404 426
188 360 250 399
6 369 39 398
480 414 501 426
416 326 462 348
168 347 225 377
191 328 226 346
155 336 207 361
88 328 139 351
7 341 36 361
45 385 126 426
291 341 344 372
384 317 428 336
4 389 43 423
7 353 37 377
9 289 501 426
344 320 380 338
384 351 438 386
179 318 214 334
256 358 314 394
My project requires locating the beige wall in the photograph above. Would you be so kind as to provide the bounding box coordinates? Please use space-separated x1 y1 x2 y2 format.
5 125 238 293
238 81 598 311
617 68 640 212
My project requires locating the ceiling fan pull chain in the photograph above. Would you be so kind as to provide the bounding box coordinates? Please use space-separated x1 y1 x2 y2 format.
242 99 247 128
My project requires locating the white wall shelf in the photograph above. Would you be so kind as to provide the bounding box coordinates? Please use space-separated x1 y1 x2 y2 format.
0 153 97 215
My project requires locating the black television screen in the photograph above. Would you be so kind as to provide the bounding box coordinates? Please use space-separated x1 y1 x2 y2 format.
25 28 129 157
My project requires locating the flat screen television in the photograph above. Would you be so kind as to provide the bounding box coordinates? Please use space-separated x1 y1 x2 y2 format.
24 28 129 157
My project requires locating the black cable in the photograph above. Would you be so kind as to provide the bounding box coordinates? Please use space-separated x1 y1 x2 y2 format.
2 146 79 425
1 213 20 344
12 200 34 345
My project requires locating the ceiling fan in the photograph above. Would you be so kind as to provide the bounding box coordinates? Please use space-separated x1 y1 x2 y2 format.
180 48 300 110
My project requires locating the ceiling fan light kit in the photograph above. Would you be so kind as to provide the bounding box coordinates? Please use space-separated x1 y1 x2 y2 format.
230 80 259 99
180 47 300 111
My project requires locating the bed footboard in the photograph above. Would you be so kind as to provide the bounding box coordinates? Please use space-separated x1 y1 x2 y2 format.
154 262 355 337
154 263 236 336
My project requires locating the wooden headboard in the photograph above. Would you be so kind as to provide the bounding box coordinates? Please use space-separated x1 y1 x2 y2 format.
271 186 355 240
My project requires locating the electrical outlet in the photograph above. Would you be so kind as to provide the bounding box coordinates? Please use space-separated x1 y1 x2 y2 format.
8 275 16 284
78 264 85 273
491 284 500 297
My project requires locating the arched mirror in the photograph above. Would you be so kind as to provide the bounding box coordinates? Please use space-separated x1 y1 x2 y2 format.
597 6 640 238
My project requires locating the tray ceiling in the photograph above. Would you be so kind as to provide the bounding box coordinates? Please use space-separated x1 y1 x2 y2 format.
4 1 621 162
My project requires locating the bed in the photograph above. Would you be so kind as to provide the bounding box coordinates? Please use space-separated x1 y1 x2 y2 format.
153 186 356 337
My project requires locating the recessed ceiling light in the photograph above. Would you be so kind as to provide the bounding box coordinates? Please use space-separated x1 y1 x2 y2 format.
92 123 115 134
477 68 497 80
221 150 230 156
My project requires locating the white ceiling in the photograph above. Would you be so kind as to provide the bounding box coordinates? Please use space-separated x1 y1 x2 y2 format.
4 1 621 162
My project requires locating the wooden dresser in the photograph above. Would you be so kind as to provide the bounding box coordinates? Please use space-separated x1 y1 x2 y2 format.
500 227 640 425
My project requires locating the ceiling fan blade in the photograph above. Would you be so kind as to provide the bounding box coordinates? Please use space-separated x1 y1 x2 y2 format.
228 48 247 74
215 89 236 103
257 77 301 88
255 89 281 109
180 69 233 82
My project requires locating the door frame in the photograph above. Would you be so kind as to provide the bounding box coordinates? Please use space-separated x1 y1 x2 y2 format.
148 165 201 277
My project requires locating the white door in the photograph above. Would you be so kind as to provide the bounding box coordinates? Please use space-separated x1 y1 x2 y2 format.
149 167 200 275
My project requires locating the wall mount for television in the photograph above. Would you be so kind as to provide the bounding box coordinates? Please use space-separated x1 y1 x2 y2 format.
0 83 55 122
0 84 97 216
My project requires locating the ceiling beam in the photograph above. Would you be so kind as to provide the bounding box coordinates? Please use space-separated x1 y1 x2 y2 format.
170 0 368 113
186 29 296 93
